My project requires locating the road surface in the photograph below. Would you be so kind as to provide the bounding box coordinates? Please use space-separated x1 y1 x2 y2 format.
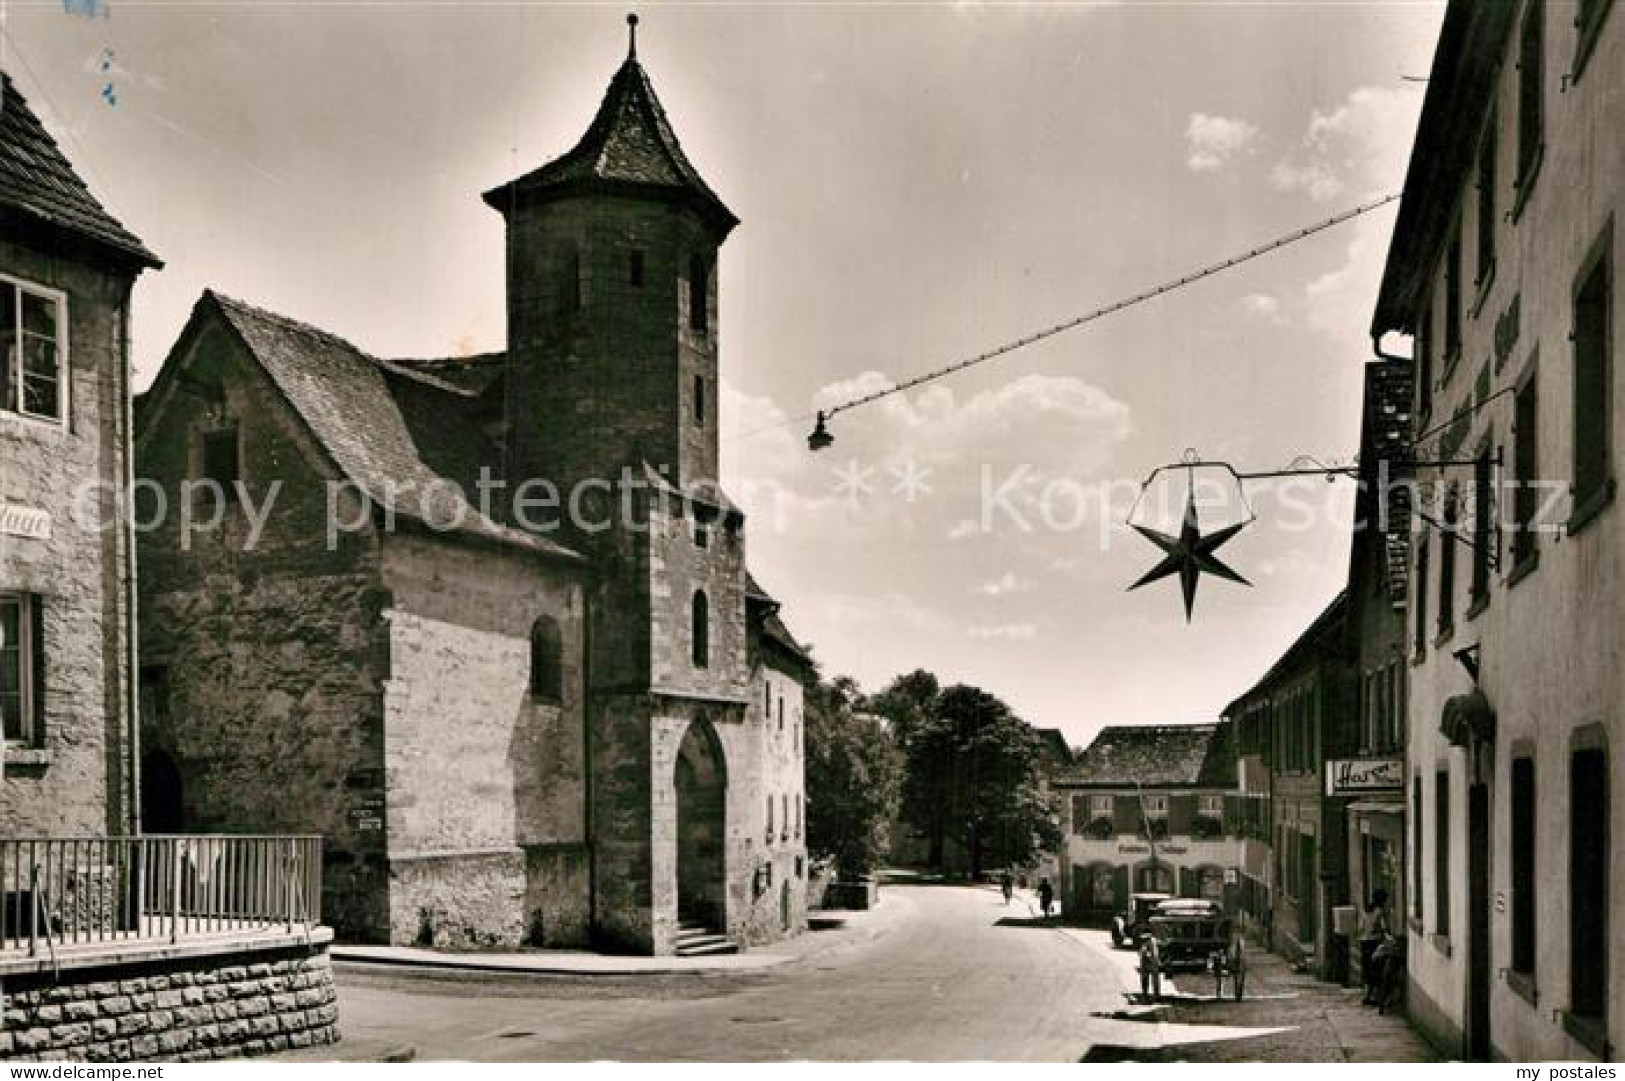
312 885 1263 1061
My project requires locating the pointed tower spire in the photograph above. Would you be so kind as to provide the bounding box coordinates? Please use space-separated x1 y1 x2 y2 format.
481 16 736 237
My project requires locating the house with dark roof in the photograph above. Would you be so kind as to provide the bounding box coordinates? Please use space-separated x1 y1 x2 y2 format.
134 20 813 955
1 71 347 1063
1053 721 1239 921
0 69 160 834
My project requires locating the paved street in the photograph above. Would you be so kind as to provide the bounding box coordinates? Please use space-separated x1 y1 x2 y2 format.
301 885 1294 1062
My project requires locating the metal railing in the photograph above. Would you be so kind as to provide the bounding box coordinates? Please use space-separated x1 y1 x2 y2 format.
0 835 322 958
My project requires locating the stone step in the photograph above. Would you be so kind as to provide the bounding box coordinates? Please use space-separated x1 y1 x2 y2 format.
675 935 739 957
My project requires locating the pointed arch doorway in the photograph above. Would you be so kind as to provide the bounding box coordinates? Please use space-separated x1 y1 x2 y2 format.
675 717 727 930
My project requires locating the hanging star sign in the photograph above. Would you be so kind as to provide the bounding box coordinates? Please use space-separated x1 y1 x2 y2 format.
1128 490 1251 621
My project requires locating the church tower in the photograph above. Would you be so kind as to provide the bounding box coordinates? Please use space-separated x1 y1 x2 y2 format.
484 13 737 498
485 17 762 955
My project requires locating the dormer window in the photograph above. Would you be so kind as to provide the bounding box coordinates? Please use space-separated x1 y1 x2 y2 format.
1 277 67 424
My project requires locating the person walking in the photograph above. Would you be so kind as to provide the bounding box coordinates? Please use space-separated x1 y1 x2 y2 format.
1000 869 1014 904
1037 876 1054 919
1359 889 1391 1005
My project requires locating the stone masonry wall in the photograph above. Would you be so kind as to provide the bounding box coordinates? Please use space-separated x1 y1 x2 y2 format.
378 531 588 948
0 941 338 1062
736 653 808 946
136 320 391 941
0 233 138 836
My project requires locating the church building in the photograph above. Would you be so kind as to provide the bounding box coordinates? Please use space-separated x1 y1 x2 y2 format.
134 18 813 955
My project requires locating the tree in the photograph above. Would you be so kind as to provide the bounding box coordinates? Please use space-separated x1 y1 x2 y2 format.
878 677 1061 878
804 674 902 878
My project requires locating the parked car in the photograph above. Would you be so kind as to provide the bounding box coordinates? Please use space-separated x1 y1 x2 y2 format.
1144 897 1232 974
1111 891 1172 948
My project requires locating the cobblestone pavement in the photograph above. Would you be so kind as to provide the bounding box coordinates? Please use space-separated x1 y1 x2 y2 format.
1058 927 1442 1063
276 887 1435 1062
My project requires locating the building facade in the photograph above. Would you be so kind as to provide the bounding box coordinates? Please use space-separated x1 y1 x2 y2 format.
1341 359 1414 984
1055 723 1238 920
1370 0 1622 1060
136 27 810 955
1222 594 1354 979
0 72 160 833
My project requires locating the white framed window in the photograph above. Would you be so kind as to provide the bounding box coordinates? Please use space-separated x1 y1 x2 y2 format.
1198 794 1224 818
0 276 69 424
1089 795 1112 820
1141 794 1169 818
1 593 42 746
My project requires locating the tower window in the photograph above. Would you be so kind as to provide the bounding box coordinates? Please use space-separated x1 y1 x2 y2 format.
560 244 583 314
629 249 645 288
693 375 706 427
688 253 708 333
529 616 562 702
691 590 710 668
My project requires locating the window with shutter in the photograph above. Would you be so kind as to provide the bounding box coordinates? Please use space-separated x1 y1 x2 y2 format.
1571 227 1613 529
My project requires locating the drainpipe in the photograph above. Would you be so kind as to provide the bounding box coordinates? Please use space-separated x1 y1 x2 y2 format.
120 277 142 836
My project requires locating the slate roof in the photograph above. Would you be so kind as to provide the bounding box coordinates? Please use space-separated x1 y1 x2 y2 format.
0 71 160 267
744 571 814 669
188 291 579 562
384 352 506 397
482 47 737 234
1066 722 1235 789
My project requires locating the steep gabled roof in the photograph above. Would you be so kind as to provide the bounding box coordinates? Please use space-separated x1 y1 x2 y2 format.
146 291 580 563
0 71 160 268
482 41 737 235
1066 722 1234 788
1223 591 1350 716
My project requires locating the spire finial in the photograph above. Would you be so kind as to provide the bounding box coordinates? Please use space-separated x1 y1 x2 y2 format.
627 13 639 58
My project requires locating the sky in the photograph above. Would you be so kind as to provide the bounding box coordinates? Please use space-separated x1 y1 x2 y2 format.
1 0 1444 749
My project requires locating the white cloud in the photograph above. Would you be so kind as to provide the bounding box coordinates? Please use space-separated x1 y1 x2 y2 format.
1238 292 1286 325
978 571 1034 596
1185 113 1260 173
1270 86 1419 203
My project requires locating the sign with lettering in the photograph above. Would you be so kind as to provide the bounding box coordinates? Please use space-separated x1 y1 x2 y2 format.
1326 757 1404 795
0 501 51 541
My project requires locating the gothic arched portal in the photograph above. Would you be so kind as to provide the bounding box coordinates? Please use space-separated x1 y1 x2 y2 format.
675 716 727 930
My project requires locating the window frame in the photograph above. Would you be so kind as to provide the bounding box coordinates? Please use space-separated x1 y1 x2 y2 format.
687 253 709 333
1514 0 1546 215
1434 769 1452 938
1569 219 1615 535
1511 361 1542 576
1572 0 1614 82
1475 119 1498 298
528 615 564 703
0 273 70 427
1509 754 1537 980
1566 734 1610 1049
0 592 41 747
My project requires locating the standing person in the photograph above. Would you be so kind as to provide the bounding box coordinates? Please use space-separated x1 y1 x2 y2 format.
1000 869 1014 904
1037 876 1054 919
1359 889 1391 1004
